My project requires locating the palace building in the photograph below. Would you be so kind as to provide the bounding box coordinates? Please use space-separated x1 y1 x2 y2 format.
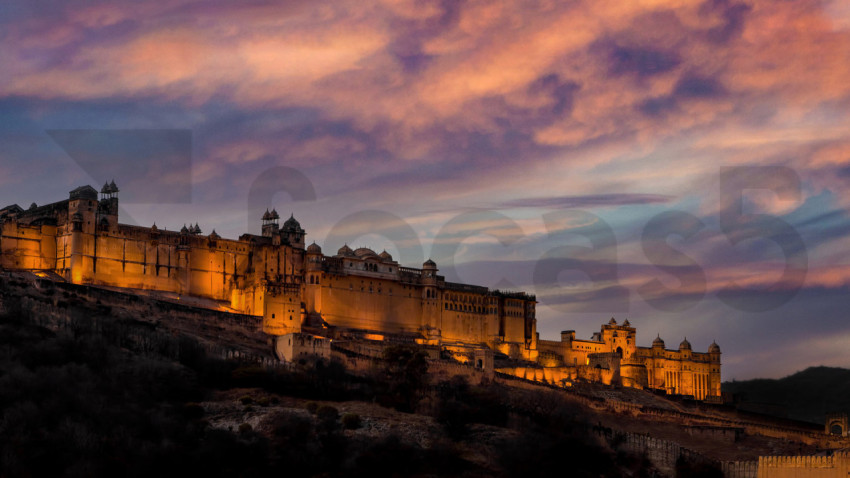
0 183 720 399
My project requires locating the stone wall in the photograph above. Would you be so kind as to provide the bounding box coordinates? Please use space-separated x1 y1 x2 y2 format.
757 452 850 478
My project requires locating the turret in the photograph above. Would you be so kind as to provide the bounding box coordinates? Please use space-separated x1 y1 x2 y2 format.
67 185 98 283
560 330 575 348
679 337 692 360
281 213 305 248
306 242 322 272
97 180 119 230
261 209 279 237
422 258 437 285
708 340 720 356
708 340 721 397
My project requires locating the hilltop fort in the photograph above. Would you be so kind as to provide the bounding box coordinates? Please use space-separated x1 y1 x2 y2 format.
0 183 720 400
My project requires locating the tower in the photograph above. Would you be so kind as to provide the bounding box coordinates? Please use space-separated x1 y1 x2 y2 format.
281 214 305 249
261 209 279 238
304 242 323 321
421 259 440 343
98 180 119 231
708 341 721 397
67 185 98 283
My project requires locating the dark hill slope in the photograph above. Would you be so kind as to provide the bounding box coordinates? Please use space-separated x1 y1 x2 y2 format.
723 366 850 424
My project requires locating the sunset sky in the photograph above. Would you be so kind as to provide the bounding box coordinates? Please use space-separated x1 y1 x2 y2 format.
2 0 850 379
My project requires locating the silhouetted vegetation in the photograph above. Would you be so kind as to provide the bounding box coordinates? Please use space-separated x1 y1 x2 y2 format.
0 306 664 477
375 345 429 412
723 366 850 423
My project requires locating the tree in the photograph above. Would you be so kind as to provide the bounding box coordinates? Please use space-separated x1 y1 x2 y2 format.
379 345 429 412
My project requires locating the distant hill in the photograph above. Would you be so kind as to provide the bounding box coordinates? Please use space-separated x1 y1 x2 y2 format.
723 366 850 424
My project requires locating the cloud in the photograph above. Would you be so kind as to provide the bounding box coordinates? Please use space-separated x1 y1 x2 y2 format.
500 194 675 209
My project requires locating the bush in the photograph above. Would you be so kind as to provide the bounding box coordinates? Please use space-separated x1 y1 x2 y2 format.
341 413 361 430
435 399 472 439
378 345 429 412
305 401 319 414
239 395 253 405
316 405 339 422
238 423 253 434
256 396 270 407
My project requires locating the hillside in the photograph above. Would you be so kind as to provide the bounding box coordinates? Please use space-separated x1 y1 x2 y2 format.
1 272 847 476
0 277 663 477
723 367 850 424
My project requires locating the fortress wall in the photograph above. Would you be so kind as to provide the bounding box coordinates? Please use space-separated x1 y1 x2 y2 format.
595 429 719 477
495 366 574 385
721 461 759 478
439 309 494 344
757 454 850 478
261 285 301 335
317 275 426 334
500 298 528 344
0 223 57 270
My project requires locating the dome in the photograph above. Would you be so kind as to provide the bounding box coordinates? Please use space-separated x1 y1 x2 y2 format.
679 338 692 350
354 247 377 258
193 223 202 234
623 319 631 327
150 223 158 232
652 335 665 348
180 224 189 234
208 229 221 240
423 259 436 268
109 180 119 193
337 244 353 256
101 182 111 194
262 209 271 221
283 214 300 229
307 242 322 254
608 317 617 325
270 209 280 220
708 341 721 354
379 250 393 261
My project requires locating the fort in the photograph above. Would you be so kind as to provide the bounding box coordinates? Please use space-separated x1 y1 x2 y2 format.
0 183 720 400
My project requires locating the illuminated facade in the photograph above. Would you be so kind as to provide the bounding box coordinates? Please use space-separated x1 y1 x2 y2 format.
0 184 538 359
536 318 721 400
0 184 719 399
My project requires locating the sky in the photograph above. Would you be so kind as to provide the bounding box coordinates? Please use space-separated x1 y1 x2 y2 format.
1 0 850 380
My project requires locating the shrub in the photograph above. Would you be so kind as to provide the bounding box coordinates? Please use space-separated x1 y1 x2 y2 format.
256 396 270 407
341 413 361 430
435 399 471 439
305 401 319 414
239 395 253 405
238 423 253 434
316 405 339 422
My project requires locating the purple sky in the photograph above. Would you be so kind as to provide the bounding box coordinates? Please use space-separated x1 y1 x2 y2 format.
2 0 850 379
